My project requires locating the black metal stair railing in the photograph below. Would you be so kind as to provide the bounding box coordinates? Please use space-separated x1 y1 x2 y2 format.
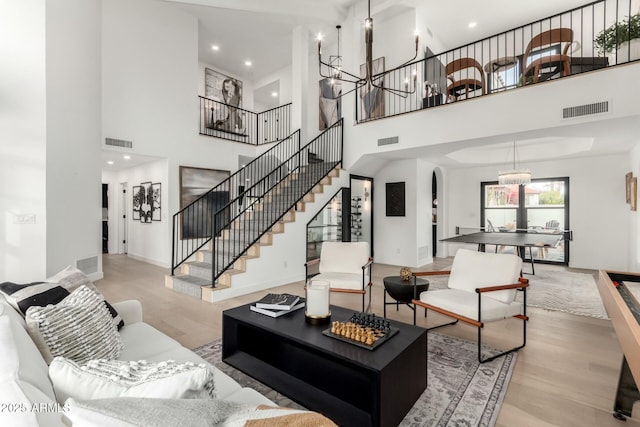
171 128 302 275
211 119 343 286
355 0 638 123
199 96 291 145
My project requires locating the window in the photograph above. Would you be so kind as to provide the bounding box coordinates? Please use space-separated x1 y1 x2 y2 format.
481 177 569 264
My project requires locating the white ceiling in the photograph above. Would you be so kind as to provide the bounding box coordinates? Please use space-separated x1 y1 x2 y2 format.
102 1 637 171
165 0 590 82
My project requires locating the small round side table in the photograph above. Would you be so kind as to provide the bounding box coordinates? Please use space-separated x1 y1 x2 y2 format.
383 276 429 325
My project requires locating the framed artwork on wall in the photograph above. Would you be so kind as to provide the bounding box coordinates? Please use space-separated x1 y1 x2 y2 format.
132 186 142 220
140 182 152 223
359 57 385 120
179 166 231 239
626 172 633 204
205 68 244 133
385 182 405 217
631 176 637 212
151 183 161 221
319 78 341 130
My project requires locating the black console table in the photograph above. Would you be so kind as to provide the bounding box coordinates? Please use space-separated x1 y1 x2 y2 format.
222 303 427 427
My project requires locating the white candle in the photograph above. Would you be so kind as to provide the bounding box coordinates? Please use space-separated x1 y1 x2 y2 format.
306 280 330 317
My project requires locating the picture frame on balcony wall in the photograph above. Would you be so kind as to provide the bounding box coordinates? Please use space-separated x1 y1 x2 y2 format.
385 182 405 217
359 57 385 120
205 68 244 133
179 166 231 239
626 172 633 204
319 77 342 130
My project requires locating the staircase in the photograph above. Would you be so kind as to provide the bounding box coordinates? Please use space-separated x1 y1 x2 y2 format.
166 120 343 300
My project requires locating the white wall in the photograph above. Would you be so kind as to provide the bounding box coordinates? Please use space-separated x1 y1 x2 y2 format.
0 0 47 282
116 160 169 266
446 154 629 271
629 144 640 272
373 159 433 267
253 64 293 107
102 0 258 267
46 0 103 279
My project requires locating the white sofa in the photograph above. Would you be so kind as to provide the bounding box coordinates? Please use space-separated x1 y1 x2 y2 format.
0 294 273 426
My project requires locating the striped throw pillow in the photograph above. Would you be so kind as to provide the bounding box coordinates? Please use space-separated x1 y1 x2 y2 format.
25 285 123 364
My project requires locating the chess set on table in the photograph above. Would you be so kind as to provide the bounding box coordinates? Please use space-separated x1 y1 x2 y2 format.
322 312 399 350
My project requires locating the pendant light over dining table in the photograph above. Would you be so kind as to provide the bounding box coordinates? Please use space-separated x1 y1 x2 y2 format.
498 141 531 185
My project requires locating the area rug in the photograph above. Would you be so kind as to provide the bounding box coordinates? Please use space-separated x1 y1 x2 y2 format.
194 332 517 426
516 266 608 319
427 265 608 319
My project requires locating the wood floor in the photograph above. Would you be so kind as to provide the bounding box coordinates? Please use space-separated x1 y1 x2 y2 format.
95 254 640 426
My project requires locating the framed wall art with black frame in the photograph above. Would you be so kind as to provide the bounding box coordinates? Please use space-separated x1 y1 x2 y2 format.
385 182 405 217
132 185 142 220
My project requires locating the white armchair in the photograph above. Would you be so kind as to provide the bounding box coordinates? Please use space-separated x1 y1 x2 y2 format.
412 249 529 363
304 241 373 312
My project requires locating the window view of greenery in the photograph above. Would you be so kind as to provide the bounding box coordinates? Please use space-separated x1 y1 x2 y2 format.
525 181 565 207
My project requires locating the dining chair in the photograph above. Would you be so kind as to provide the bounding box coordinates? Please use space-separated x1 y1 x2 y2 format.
445 57 486 101
522 28 574 84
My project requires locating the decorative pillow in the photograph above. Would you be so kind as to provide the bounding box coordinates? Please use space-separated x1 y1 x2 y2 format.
25 285 123 364
49 357 216 403
0 281 68 315
63 397 246 427
0 266 124 330
47 265 124 330
46 265 93 291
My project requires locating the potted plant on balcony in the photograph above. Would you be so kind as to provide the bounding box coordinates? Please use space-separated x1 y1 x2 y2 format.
594 13 640 63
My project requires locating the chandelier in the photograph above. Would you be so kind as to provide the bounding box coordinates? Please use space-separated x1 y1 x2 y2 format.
317 0 419 99
498 141 531 185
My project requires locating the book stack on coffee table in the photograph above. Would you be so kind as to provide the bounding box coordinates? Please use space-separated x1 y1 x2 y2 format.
250 293 305 318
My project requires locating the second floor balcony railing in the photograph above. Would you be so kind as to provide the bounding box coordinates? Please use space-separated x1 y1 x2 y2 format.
355 0 639 123
199 96 292 145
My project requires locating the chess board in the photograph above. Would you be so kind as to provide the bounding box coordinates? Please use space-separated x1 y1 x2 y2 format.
322 312 399 350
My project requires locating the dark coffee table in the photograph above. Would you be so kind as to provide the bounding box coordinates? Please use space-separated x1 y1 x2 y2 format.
222 303 427 427
383 276 429 325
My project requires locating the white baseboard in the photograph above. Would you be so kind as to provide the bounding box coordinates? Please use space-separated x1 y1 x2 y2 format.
126 253 171 269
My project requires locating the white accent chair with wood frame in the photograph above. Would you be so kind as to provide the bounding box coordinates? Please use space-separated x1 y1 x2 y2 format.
411 249 529 363
304 241 373 312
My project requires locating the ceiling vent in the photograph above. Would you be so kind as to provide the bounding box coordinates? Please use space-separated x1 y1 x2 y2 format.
378 136 399 146
563 101 608 119
105 137 133 149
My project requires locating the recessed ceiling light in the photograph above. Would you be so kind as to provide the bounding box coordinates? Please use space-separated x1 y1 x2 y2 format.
123 155 131 160
211 45 219 51
468 22 477 29
107 161 114 165
271 92 278 97
244 60 252 67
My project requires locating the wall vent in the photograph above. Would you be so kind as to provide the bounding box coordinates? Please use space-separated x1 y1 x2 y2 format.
105 137 133 149
562 101 608 119
76 256 98 275
378 136 399 146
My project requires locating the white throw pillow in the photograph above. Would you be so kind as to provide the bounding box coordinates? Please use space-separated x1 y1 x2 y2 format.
25 285 123 364
50 357 216 403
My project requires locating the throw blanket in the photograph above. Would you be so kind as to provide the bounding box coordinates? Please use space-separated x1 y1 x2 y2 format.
222 405 337 427
64 397 337 427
